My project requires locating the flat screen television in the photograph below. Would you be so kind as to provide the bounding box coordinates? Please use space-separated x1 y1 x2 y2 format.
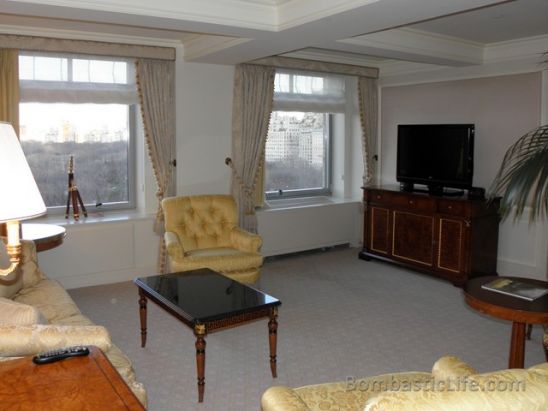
397 124 474 195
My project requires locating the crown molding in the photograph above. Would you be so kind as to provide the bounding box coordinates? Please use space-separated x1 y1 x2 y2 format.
0 23 184 48
377 33 548 86
6 0 279 31
183 35 251 61
485 34 548 63
340 28 484 66
277 0 379 31
280 49 385 68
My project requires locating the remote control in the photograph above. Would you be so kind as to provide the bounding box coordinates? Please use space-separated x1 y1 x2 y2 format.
32 346 90 365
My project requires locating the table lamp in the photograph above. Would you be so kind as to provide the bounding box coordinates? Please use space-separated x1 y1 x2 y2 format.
0 122 46 276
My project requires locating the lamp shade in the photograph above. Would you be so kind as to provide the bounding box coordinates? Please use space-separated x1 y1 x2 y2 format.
0 122 46 222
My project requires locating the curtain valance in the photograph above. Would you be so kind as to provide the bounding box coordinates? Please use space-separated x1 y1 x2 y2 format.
0 34 175 61
250 56 378 79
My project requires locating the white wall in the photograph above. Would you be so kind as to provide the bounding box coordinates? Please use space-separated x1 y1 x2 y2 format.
176 61 234 195
380 72 547 279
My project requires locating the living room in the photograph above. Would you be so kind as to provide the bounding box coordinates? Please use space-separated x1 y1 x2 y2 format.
0 0 547 410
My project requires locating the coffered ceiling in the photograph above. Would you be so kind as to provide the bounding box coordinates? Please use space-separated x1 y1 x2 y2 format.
0 0 546 78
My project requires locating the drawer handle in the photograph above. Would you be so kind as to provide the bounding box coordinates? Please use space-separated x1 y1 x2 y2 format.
409 200 414 205
448 205 452 210
376 195 381 200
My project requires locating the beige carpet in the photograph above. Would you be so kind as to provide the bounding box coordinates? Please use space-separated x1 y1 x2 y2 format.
69 247 546 411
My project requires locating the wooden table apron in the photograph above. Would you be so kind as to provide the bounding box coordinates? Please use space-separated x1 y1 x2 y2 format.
463 285 548 369
137 285 279 402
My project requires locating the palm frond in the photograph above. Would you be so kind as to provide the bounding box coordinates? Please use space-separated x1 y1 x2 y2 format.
489 125 548 222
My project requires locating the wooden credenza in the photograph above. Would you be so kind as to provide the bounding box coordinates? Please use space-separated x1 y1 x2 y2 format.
359 186 500 286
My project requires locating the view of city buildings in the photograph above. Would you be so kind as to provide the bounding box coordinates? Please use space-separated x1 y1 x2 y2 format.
266 111 326 166
265 111 327 193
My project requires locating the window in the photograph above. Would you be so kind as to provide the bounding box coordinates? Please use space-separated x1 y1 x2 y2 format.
265 70 345 199
18 52 137 211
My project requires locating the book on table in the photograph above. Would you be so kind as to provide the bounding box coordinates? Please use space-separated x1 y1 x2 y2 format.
481 278 548 301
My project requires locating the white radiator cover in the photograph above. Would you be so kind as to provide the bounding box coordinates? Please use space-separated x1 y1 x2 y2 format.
257 199 362 257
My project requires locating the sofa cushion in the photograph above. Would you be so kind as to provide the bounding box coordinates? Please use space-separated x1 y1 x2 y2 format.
0 241 23 299
14 279 81 323
364 367 548 411
0 298 45 325
0 240 45 298
0 324 112 356
432 356 478 381
290 372 432 411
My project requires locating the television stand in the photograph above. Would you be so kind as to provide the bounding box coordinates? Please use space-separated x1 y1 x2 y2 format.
360 186 500 286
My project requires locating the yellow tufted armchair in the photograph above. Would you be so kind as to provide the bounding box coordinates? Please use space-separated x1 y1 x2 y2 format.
161 195 263 284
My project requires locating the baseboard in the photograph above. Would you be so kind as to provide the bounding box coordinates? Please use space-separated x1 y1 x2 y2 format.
56 266 157 289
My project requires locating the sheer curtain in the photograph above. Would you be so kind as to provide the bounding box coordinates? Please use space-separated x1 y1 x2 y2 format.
358 77 378 186
273 69 346 113
135 58 176 273
228 64 275 232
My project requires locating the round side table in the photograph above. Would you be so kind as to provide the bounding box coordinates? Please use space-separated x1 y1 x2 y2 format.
21 223 66 252
463 276 548 369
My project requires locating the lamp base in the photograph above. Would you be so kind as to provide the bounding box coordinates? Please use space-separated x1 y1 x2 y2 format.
0 223 6 237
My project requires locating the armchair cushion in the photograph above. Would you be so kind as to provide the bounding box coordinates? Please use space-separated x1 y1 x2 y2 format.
164 231 184 260
0 324 111 356
231 228 262 253
183 248 263 272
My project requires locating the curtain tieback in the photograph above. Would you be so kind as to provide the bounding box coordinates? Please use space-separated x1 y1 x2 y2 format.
225 157 256 214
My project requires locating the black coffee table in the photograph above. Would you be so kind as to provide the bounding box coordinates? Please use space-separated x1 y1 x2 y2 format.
134 269 281 402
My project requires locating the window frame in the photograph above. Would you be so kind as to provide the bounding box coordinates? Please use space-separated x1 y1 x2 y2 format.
18 51 137 213
265 112 333 200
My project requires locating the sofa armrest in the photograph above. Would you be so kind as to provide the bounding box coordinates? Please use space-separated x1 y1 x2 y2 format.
261 386 310 411
231 228 262 253
164 231 184 260
0 324 112 357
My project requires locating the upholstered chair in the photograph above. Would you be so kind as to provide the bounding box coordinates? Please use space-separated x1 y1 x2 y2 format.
162 195 263 284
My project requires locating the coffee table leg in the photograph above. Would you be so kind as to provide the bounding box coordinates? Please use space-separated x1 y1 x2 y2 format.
509 322 526 368
268 307 278 378
138 289 147 348
194 324 207 402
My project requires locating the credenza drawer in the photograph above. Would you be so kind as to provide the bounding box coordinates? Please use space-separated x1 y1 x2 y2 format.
368 190 436 212
438 200 465 216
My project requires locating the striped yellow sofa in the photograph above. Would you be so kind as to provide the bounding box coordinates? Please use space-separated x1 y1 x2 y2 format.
262 356 548 411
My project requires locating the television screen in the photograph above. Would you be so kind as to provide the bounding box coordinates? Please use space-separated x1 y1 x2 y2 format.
397 124 474 190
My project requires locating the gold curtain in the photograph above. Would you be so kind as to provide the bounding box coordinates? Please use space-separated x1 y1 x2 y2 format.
0 49 19 135
229 64 275 232
135 58 176 274
254 158 265 207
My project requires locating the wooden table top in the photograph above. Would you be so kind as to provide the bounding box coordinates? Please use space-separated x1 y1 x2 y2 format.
21 223 66 252
0 346 144 410
463 276 548 324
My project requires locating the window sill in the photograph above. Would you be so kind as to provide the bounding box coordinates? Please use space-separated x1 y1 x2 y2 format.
31 210 156 228
259 196 360 212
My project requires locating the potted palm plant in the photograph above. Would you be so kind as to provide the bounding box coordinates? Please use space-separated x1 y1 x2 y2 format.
489 124 548 222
